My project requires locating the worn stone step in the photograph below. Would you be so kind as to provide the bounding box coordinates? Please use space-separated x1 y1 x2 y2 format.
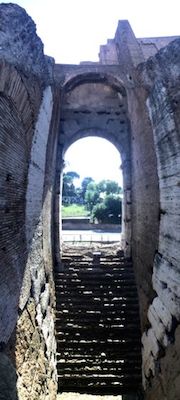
58 385 141 395
56 319 138 333
56 339 141 350
55 253 141 393
55 278 136 286
55 284 137 292
60 264 133 271
55 271 135 279
60 258 127 264
56 303 139 312
57 364 141 374
57 352 141 362
56 308 139 316
57 375 141 386
56 326 139 337
57 359 141 367
55 286 138 293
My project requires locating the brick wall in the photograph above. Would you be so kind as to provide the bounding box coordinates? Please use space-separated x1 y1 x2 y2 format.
0 4 57 398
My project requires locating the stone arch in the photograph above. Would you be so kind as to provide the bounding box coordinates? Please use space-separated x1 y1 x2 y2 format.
62 71 126 96
54 69 132 264
63 127 124 156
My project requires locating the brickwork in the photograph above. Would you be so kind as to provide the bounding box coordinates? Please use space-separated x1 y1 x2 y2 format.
0 5 57 400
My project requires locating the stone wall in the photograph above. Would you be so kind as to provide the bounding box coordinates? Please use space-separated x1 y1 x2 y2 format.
138 39 180 399
128 86 160 331
0 4 57 400
138 36 180 60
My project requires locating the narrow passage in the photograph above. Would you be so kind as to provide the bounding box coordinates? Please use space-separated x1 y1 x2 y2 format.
55 244 142 396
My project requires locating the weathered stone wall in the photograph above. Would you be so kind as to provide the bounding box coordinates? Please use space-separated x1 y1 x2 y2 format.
99 39 119 64
127 86 160 331
138 39 180 399
0 4 57 400
138 36 180 60
108 19 160 332
111 23 180 398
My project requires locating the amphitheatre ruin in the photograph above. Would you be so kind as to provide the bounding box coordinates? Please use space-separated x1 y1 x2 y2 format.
0 3 180 400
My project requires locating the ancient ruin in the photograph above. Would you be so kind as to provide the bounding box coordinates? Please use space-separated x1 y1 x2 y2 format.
0 3 180 399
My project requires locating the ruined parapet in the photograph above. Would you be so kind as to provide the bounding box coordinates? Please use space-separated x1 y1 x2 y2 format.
0 3 53 84
99 39 119 64
137 35 180 60
99 20 180 72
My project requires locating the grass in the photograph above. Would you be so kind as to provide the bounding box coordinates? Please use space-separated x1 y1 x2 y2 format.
62 204 89 218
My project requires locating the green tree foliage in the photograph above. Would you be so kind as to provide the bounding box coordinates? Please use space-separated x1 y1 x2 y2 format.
62 172 122 224
62 171 80 204
85 182 100 212
97 179 121 195
92 194 122 224
81 177 94 202
84 179 122 224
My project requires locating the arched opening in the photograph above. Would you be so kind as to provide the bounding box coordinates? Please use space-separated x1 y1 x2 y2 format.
54 74 132 265
53 71 142 397
61 136 123 244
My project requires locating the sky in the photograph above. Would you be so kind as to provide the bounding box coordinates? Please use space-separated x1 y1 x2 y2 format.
64 137 122 186
1 0 179 63
1 0 179 184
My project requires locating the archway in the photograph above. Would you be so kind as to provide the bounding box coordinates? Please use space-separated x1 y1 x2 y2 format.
54 74 132 266
61 136 123 242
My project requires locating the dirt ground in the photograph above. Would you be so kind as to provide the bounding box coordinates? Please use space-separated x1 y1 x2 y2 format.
61 242 122 257
57 393 122 400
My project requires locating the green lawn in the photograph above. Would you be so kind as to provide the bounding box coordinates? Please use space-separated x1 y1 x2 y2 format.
62 204 89 217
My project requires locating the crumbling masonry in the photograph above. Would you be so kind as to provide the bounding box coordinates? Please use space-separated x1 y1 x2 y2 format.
0 3 180 400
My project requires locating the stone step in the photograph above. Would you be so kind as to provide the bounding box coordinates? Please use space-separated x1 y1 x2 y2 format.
55 253 141 393
57 352 141 362
57 359 141 367
55 303 140 312
57 368 141 376
55 270 135 277
55 320 140 329
56 339 141 350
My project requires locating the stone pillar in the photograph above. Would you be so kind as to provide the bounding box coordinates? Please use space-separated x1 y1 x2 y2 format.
121 158 132 257
54 142 64 269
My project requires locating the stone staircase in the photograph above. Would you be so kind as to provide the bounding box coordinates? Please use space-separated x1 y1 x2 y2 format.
55 251 142 394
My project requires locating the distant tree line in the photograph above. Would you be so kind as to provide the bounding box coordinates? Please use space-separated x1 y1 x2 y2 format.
62 171 122 224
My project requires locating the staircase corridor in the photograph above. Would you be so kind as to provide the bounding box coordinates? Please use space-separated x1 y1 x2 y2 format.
55 250 142 394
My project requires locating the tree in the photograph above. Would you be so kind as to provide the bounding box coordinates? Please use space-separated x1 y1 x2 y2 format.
62 171 80 204
64 171 80 180
81 177 94 202
104 180 121 195
92 194 122 224
85 182 101 212
97 179 122 195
